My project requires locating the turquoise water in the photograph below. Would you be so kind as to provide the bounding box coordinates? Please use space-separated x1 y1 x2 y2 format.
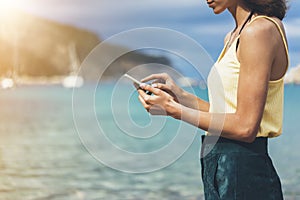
0 84 299 199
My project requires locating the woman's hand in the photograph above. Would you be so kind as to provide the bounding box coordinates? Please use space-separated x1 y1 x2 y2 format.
137 83 181 118
141 73 184 103
140 73 210 111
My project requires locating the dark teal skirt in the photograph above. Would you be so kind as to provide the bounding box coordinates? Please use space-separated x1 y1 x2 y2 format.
200 135 283 200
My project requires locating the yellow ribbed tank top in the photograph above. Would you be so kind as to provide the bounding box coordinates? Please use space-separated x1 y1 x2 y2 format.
207 16 289 138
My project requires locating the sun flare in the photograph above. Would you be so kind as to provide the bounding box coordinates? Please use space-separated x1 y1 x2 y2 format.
0 0 15 9
0 0 25 13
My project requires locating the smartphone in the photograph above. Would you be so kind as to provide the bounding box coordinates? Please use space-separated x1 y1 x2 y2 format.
124 74 144 86
124 74 152 95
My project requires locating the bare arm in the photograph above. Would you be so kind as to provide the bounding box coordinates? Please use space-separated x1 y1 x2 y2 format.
138 19 280 143
177 19 277 142
179 90 210 112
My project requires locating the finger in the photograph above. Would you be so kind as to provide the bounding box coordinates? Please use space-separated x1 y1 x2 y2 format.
151 83 170 91
141 73 169 83
151 80 160 84
151 83 177 99
139 84 162 96
138 95 151 111
137 88 146 97
137 88 152 103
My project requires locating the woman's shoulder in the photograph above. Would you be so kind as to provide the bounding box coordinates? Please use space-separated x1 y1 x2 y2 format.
250 16 284 31
243 16 285 38
239 16 286 45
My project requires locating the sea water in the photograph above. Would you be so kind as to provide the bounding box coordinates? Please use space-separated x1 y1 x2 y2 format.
0 84 299 199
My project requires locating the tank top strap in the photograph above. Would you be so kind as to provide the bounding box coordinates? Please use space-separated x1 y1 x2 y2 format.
235 12 253 51
248 16 289 69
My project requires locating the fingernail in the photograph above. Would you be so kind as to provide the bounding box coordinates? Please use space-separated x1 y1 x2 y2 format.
151 83 158 88
139 83 146 88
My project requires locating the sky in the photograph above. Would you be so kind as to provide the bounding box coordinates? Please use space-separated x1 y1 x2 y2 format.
5 0 300 69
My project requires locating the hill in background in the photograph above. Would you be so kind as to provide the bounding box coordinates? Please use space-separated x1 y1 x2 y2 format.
0 11 171 82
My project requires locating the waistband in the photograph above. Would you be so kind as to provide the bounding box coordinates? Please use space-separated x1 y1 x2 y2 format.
201 135 268 157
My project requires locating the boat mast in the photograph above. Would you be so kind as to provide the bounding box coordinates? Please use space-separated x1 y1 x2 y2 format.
68 42 80 75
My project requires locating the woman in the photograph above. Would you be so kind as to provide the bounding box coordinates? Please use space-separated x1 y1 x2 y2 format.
137 0 288 199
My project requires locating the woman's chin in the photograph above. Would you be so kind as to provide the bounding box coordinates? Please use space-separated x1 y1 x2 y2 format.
212 8 225 14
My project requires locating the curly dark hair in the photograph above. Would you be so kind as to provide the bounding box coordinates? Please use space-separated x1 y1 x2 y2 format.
242 0 288 20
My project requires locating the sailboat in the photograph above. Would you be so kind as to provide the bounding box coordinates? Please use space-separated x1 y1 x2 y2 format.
1 36 18 89
0 72 15 89
62 42 84 88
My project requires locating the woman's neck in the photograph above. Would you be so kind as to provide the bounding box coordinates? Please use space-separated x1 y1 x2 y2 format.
228 4 252 30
